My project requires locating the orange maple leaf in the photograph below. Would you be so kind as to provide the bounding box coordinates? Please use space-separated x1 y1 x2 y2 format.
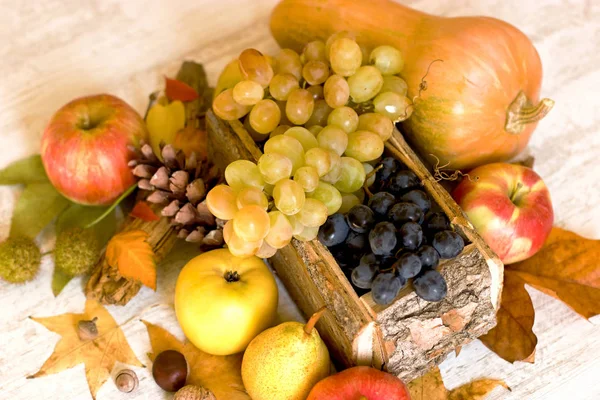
106 230 156 290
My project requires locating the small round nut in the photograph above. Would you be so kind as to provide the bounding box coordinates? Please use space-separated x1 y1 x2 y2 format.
115 369 138 393
174 385 216 400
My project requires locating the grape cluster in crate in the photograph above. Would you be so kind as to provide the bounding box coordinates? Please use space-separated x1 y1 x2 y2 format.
318 156 465 305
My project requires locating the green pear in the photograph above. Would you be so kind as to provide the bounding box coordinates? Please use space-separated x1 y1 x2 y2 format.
241 307 331 400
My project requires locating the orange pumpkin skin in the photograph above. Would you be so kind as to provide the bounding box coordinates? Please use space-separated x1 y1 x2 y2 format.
270 0 553 170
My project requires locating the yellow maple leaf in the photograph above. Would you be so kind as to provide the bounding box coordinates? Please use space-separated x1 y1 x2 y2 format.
106 230 156 290
143 320 250 400
28 299 143 399
408 366 509 400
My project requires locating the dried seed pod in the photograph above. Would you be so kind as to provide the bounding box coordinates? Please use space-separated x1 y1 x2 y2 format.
133 164 157 179
150 167 171 190
147 190 170 204
186 179 206 205
77 317 98 341
141 143 158 162
174 385 216 400
196 202 215 226
202 229 224 247
138 179 154 191
162 200 181 217
115 369 139 393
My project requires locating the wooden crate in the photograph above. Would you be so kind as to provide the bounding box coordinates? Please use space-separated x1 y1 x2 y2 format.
206 110 504 381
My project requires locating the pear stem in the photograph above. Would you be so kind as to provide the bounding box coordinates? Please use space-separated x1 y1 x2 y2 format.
304 306 327 335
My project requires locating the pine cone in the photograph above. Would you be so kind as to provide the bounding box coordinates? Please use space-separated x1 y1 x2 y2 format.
130 143 223 249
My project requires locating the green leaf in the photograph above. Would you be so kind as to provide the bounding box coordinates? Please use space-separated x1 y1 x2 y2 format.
0 155 48 185
51 268 73 297
10 183 70 239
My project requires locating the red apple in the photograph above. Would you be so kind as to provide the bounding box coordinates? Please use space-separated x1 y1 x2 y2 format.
41 94 148 205
452 162 553 264
307 366 410 400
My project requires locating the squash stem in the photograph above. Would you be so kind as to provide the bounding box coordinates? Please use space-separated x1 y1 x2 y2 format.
505 91 554 134
304 306 327 335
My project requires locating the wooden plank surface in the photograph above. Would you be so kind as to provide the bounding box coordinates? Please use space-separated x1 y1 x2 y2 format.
0 1 599 399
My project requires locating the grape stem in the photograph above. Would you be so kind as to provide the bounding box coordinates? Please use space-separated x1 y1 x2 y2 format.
363 164 383 198
304 306 327 335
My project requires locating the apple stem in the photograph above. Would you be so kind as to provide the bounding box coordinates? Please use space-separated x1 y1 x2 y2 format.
510 182 525 205
304 306 327 335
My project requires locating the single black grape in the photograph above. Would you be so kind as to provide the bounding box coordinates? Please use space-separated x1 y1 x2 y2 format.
387 170 419 195
432 230 464 259
400 190 431 213
413 270 447 302
424 212 450 233
394 253 422 279
375 157 400 184
318 213 350 247
346 205 375 233
416 245 440 270
368 192 396 218
351 261 379 289
371 273 406 305
368 222 397 256
387 202 424 226
398 222 423 251
345 230 369 252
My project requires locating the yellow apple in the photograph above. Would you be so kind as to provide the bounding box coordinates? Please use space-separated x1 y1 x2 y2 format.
174 248 278 355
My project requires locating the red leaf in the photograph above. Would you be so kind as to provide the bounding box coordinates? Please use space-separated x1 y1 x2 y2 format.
130 201 160 221
165 77 199 102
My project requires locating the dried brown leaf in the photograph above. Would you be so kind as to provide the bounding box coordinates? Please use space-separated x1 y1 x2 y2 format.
142 320 249 400
448 378 510 400
407 366 447 400
408 366 509 400
508 227 600 319
28 299 143 399
479 272 537 363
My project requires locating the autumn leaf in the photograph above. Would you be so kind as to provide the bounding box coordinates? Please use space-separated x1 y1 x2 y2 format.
479 273 537 363
408 367 508 400
130 201 160 222
165 77 199 102
106 230 156 290
508 227 600 319
142 320 249 400
481 227 600 363
28 299 143 399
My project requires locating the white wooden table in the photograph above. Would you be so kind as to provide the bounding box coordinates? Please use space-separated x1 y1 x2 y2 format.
1 1 599 399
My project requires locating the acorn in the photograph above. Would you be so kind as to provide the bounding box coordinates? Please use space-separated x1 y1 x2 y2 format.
54 227 101 276
152 350 188 392
0 236 41 283
115 369 139 393
174 385 216 400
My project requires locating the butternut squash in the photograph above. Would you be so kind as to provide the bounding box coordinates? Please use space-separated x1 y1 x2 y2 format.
270 0 554 169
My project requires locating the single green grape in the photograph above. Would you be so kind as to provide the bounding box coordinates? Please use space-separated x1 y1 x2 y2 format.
347 66 384 103
327 106 359 133
345 130 384 162
334 157 366 193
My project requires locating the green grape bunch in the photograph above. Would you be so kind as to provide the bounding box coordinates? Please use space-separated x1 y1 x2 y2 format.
209 31 413 258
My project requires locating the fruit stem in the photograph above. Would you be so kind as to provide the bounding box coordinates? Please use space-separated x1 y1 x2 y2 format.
510 182 526 205
505 91 554 134
224 270 240 282
304 306 327 335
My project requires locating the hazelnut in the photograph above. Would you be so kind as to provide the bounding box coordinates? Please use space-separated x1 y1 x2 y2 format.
77 317 98 341
115 369 138 393
152 350 188 392
174 385 216 400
